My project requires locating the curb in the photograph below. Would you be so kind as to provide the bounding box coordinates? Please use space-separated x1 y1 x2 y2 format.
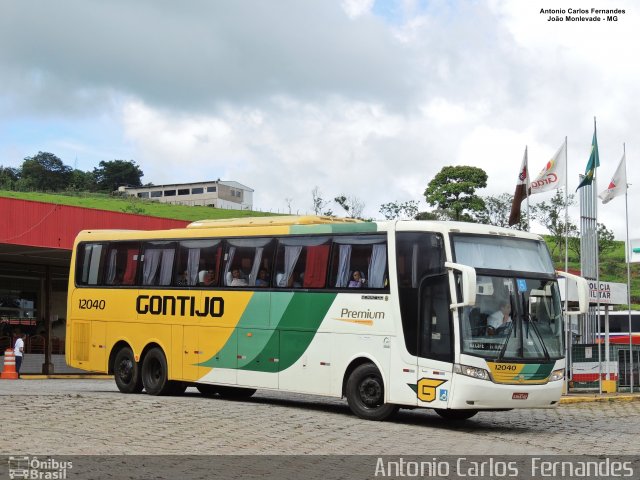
560 394 640 404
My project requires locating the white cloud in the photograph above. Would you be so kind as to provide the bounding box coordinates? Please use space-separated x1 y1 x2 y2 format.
341 0 375 19
1 0 639 240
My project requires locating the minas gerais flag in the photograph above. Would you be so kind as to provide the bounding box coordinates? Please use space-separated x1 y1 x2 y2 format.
598 154 627 204
508 147 529 226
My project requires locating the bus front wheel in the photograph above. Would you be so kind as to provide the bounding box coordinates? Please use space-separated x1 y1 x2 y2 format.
434 409 478 420
346 363 398 421
141 347 172 396
114 347 143 394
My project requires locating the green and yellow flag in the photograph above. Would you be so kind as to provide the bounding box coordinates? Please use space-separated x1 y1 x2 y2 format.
576 130 600 190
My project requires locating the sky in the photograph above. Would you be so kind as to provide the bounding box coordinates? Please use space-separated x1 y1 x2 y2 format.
0 0 638 240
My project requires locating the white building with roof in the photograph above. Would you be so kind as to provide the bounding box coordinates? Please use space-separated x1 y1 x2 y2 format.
119 180 253 210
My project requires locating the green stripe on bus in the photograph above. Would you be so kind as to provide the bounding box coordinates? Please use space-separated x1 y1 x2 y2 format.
199 292 336 372
240 292 337 372
290 222 378 234
198 292 294 369
521 363 554 379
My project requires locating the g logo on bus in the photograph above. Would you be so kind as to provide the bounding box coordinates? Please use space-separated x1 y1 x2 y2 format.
417 378 446 402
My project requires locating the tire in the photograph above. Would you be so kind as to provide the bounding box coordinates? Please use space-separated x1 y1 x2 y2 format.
141 347 171 395
345 363 398 421
215 386 256 399
434 409 478 420
196 384 219 397
113 347 143 394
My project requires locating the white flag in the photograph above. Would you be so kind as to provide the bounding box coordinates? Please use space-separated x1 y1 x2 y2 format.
598 154 627 204
529 141 566 195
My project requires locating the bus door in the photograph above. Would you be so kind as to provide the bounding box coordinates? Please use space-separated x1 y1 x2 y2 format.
415 272 454 408
394 231 450 406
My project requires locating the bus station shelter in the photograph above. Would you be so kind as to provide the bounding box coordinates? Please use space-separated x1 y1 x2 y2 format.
0 197 188 374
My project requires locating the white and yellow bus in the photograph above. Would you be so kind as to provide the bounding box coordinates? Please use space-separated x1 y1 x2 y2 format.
66 216 588 421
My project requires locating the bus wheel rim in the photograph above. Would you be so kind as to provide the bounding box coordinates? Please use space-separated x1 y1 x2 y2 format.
359 376 382 407
117 359 133 383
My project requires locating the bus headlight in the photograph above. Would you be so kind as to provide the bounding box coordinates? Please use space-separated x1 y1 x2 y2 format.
454 364 491 381
549 368 565 382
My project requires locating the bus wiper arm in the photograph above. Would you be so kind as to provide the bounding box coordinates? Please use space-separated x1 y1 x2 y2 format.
496 322 514 362
526 313 550 360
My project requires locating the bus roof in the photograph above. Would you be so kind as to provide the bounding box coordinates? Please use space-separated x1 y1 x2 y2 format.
186 215 362 229
73 216 544 243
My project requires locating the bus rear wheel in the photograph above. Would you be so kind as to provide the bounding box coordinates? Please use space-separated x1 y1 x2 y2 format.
114 347 143 394
346 363 398 421
434 409 478 420
141 347 172 396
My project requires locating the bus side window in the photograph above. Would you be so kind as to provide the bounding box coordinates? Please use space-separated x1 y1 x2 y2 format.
329 235 388 289
76 243 105 286
175 240 222 287
274 237 331 289
141 241 176 286
103 242 140 286
222 238 275 287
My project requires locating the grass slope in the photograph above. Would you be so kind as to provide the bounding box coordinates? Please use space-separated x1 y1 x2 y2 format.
546 237 639 309
0 190 274 222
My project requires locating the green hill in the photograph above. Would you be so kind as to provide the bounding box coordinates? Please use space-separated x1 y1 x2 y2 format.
545 237 639 309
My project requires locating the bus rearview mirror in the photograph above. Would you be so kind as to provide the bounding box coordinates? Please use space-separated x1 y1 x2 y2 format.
556 271 589 315
445 262 477 309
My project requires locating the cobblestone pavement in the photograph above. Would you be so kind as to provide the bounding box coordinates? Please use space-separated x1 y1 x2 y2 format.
1 379 639 456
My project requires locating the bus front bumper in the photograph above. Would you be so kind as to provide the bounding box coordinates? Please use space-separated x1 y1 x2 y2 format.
448 373 563 410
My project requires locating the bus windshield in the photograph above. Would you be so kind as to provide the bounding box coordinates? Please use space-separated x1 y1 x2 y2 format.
453 235 555 274
460 275 564 360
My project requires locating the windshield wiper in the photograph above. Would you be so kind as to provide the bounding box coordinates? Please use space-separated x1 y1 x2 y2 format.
526 310 551 360
496 314 515 362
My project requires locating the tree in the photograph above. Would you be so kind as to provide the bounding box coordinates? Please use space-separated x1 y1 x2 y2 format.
424 166 488 221
335 195 365 219
379 200 419 220
0 166 20 189
476 193 529 230
68 169 97 192
415 210 443 220
532 190 577 258
93 160 143 192
311 186 333 216
597 223 616 257
569 223 616 259
19 152 72 191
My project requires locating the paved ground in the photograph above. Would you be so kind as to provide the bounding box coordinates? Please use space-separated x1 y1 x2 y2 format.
1 379 639 457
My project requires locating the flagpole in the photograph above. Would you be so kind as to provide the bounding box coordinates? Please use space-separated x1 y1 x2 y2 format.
593 117 603 395
624 143 633 393
564 136 569 278
563 136 570 391
526 146 530 232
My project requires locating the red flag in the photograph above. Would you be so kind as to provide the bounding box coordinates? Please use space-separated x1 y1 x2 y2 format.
508 147 529 226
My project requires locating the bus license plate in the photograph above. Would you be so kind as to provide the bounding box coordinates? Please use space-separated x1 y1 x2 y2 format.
512 392 528 400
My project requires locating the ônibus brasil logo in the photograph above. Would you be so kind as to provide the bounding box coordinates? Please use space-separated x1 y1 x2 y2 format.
8 456 72 479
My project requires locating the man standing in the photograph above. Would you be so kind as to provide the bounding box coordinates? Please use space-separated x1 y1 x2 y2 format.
14 329 25 378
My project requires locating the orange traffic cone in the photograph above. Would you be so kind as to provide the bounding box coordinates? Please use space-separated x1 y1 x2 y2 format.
1 349 19 379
